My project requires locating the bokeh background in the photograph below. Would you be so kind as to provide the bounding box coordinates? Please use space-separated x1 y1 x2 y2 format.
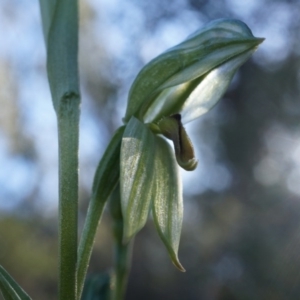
1 0 300 299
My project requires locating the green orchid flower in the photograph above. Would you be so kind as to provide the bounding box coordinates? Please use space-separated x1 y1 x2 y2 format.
93 18 264 271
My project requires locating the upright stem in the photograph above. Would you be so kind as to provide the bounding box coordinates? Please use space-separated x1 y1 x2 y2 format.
58 97 80 300
39 0 80 298
110 186 133 300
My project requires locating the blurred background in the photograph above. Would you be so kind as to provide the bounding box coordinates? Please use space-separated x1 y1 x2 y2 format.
1 0 300 299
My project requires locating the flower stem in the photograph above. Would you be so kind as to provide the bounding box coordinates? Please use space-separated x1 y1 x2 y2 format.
110 186 133 300
58 97 80 300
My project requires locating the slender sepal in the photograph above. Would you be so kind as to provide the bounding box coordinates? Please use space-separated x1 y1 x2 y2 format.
120 117 156 242
152 137 185 271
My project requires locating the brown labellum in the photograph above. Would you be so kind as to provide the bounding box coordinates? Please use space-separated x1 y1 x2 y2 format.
157 114 198 171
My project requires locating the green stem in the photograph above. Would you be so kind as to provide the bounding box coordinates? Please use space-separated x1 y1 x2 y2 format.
110 186 133 300
58 97 80 300
39 0 80 298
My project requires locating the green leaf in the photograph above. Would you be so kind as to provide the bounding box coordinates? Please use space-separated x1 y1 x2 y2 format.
38 0 56 45
124 19 264 123
0 276 19 300
77 126 125 299
44 0 80 112
91 126 125 197
120 117 156 242
0 265 31 300
152 137 185 271
81 273 110 300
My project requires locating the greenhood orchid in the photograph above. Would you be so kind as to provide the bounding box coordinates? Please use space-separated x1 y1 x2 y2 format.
93 19 264 271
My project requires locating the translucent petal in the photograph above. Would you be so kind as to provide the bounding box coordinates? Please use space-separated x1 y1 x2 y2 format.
124 19 263 123
181 49 254 124
152 136 185 271
120 117 156 242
